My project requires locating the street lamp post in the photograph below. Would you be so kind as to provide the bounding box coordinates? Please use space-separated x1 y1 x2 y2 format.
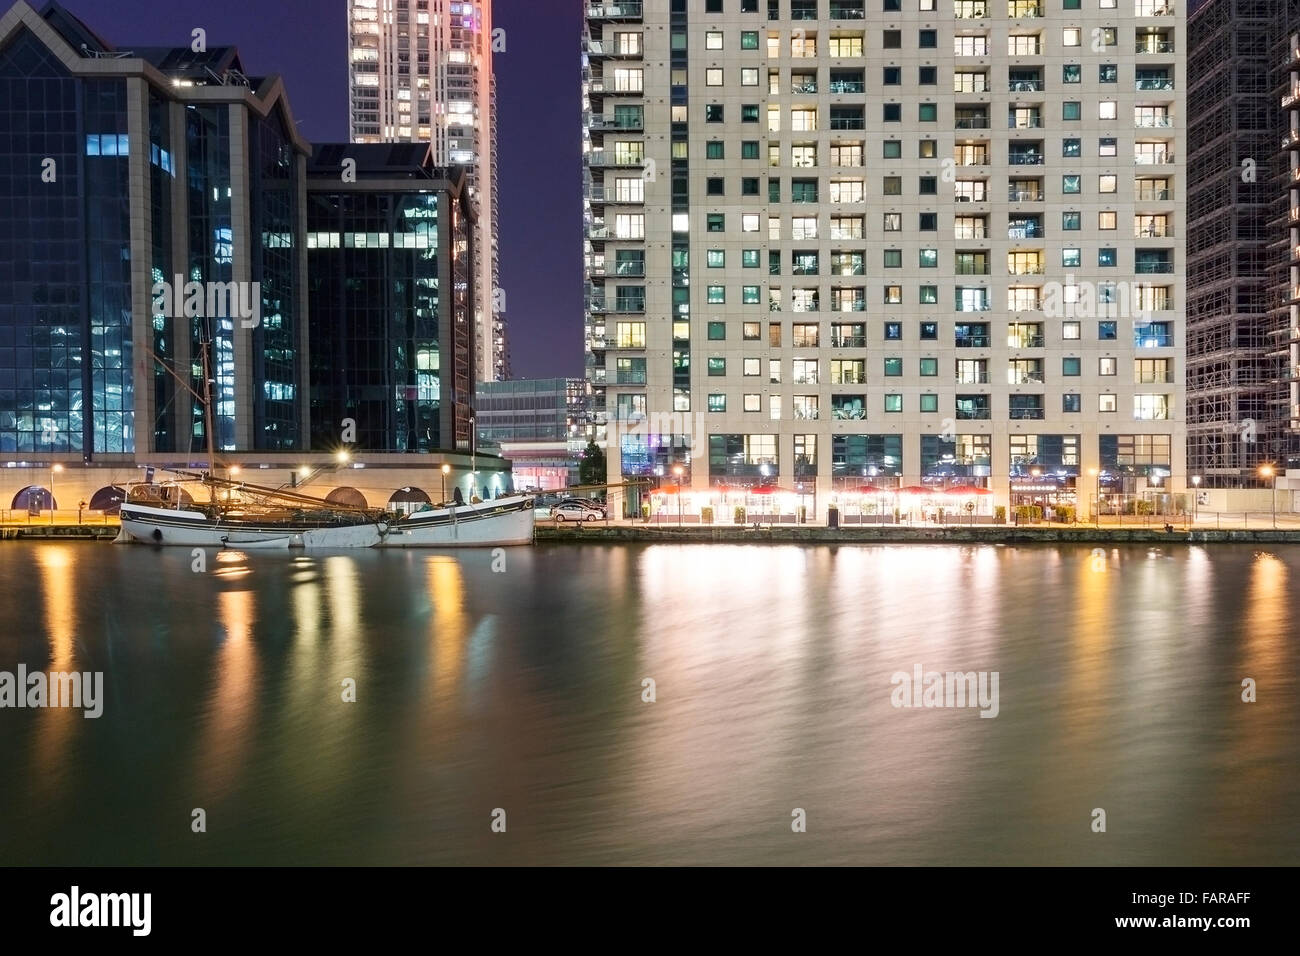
441 463 451 504
50 463 63 525
1088 467 1099 527
1260 465 1276 528
672 464 684 526
1191 475 1201 524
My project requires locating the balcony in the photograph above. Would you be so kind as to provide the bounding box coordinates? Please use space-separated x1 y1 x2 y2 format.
1009 335 1045 348
1008 264 1045 275
1008 150 1044 166
588 78 642 97
1134 150 1173 165
831 335 866 348
829 79 865 94
1008 1 1043 15
1009 407 1045 420
1285 85 1300 108
954 3 989 18
587 150 644 168
588 114 643 132
956 406 993 421
1135 186 1170 201
587 2 643 19
1135 78 1174 92
829 2 866 16
1135 114 1172 129
1008 186 1043 202
955 334 991 348
588 187 643 205
1134 330 1173 348
955 115 990 130
956 372 990 384
1008 80 1044 93
1136 40 1175 54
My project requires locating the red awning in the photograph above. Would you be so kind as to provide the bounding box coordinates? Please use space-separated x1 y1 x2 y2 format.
898 485 932 495
944 485 992 496
854 484 895 494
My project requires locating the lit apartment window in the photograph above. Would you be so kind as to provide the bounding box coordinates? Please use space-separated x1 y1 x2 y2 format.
830 180 864 203
1133 394 1170 420
831 142 862 166
613 68 643 92
831 216 864 239
1010 34 1042 55
828 34 863 57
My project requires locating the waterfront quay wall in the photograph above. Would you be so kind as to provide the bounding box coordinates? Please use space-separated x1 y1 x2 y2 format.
536 525 1300 546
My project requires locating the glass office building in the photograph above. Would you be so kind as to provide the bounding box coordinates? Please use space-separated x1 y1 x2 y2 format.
0 0 312 457
306 144 476 454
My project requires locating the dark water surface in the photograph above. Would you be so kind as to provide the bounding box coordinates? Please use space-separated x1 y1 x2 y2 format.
0 541 1296 865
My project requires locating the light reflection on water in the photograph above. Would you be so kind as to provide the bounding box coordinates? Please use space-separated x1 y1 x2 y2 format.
0 542 1296 865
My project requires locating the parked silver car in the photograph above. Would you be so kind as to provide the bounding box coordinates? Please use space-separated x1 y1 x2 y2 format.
552 501 605 522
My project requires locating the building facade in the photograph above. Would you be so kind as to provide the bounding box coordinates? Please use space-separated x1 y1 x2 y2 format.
583 0 1187 517
1186 0 1299 487
0 0 480 465
347 0 506 383
0 0 313 459
474 377 587 442
306 145 475 454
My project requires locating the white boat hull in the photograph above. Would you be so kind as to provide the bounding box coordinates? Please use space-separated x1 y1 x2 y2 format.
118 503 383 549
381 496 535 547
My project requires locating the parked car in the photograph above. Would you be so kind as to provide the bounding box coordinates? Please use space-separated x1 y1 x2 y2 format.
552 501 605 522
564 497 607 514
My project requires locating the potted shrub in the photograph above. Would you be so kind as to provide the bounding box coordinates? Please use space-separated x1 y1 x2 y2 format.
641 501 650 523
994 505 1006 524
700 505 714 525
734 505 746 525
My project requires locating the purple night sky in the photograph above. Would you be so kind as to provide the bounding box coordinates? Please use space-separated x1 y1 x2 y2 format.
58 0 584 380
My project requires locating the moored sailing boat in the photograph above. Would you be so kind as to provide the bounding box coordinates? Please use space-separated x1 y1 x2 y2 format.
118 325 535 549
117 471 391 549
382 494 535 547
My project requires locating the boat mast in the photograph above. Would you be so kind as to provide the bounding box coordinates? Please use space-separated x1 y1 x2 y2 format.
144 325 219 503
199 323 217 503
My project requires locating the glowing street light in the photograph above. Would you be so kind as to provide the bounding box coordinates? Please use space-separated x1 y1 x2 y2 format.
1191 475 1201 523
672 464 684 526
1260 464 1277 528
1088 467 1099 527
50 463 63 525
441 463 451 504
